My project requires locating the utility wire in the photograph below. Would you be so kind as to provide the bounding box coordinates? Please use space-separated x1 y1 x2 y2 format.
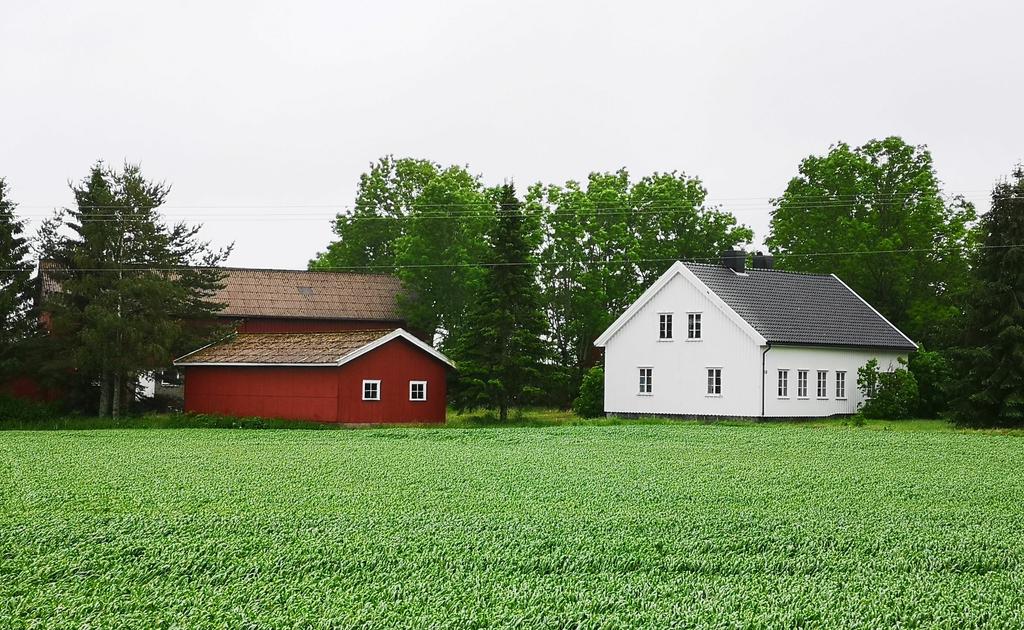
6 243 1018 274
14 197 1013 223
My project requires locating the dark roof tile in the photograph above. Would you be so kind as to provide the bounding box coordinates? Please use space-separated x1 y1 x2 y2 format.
684 262 916 350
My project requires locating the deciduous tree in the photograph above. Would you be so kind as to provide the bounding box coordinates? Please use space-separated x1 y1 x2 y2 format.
766 137 976 347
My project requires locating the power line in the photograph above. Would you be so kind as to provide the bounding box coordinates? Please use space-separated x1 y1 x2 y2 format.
6 243 1017 274
11 190 1000 213
14 197 1013 223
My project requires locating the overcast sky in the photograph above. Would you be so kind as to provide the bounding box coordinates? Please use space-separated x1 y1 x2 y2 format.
3 0 1021 269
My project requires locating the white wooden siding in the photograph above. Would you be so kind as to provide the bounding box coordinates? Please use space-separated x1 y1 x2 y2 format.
603 273 764 417
763 346 906 417
600 268 910 418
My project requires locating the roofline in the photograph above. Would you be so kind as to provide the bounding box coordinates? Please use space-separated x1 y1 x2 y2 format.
337 328 456 369
593 261 767 347
829 274 918 350
174 362 340 367
216 314 405 322
768 341 918 352
172 333 235 364
173 328 456 369
217 266 399 279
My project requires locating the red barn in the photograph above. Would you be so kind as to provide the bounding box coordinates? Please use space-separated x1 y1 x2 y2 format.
174 329 453 423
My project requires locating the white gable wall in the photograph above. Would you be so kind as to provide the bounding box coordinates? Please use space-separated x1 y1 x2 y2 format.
763 346 907 417
603 272 764 417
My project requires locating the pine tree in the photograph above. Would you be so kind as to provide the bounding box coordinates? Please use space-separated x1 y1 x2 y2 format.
953 166 1024 426
44 162 229 417
449 184 549 421
0 178 34 379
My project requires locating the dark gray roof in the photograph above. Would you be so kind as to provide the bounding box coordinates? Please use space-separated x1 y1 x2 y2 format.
683 263 916 350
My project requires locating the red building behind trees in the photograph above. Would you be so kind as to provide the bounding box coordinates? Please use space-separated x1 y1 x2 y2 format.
33 265 454 423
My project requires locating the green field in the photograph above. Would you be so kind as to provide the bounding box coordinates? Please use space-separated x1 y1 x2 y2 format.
2 424 1023 627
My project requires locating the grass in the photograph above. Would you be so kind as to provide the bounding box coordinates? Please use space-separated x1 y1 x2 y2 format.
2 423 1023 627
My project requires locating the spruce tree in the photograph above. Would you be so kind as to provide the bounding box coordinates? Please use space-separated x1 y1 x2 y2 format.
449 184 549 421
953 167 1024 426
0 178 34 379
45 162 229 417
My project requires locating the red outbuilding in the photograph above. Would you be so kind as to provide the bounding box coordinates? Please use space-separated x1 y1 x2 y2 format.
174 329 453 423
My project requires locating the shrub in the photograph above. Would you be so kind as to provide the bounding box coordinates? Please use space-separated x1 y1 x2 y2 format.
573 366 605 418
908 348 954 418
0 395 62 424
857 358 919 419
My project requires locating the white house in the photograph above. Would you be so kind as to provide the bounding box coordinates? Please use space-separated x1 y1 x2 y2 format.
594 252 916 418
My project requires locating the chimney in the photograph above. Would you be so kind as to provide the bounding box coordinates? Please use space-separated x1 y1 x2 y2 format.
752 251 775 270
720 248 746 273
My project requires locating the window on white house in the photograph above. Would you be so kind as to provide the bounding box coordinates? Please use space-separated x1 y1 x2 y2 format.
817 370 828 398
638 368 653 394
659 313 673 340
777 370 789 398
707 368 722 395
409 381 427 401
836 371 847 399
362 380 380 401
797 370 808 398
687 313 702 339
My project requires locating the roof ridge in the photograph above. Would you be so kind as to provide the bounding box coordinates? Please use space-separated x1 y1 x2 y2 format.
219 266 398 279
682 260 834 278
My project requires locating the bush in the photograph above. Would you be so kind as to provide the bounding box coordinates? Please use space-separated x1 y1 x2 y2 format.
857 358 919 419
573 366 605 418
0 395 62 424
908 348 954 418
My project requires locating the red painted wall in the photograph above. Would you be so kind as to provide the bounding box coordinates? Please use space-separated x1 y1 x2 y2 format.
235 318 403 333
182 338 447 423
335 338 447 423
184 366 340 421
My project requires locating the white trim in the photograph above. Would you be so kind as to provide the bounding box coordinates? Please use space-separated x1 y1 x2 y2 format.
594 262 767 347
362 379 381 401
174 328 456 369
409 380 427 401
637 366 653 395
706 366 723 396
337 329 455 369
830 274 917 349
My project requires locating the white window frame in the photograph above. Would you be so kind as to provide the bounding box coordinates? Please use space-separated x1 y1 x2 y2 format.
817 370 828 399
638 367 653 396
362 379 381 401
687 312 702 340
409 380 427 402
836 371 847 400
777 369 789 399
797 370 808 399
658 312 674 341
706 367 722 396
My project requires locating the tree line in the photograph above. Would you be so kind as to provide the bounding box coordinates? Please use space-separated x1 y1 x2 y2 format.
0 137 1022 425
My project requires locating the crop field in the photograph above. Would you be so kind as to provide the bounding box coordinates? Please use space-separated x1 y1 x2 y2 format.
2 424 1023 627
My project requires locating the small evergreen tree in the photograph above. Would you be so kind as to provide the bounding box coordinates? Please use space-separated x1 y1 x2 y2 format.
0 178 35 379
449 184 549 421
952 167 1024 426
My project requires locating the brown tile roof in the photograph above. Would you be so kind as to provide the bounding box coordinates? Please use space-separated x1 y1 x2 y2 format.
213 268 403 321
175 330 394 365
38 261 404 322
